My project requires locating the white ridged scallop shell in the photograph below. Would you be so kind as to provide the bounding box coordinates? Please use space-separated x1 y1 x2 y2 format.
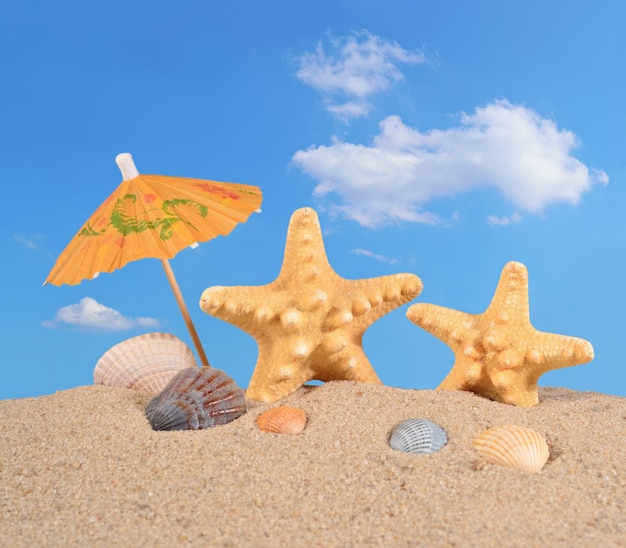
389 418 448 454
145 367 247 431
473 425 550 473
94 332 196 393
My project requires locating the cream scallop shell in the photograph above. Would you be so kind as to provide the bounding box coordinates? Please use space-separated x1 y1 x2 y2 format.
257 406 307 434
473 425 550 473
94 332 196 393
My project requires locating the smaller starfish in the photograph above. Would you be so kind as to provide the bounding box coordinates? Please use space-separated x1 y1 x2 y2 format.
200 207 422 402
406 261 594 406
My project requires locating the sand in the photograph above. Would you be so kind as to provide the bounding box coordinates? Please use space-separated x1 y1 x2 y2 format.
1 381 624 547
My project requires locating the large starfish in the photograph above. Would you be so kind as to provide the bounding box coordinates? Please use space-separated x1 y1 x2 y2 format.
200 207 422 402
406 261 594 407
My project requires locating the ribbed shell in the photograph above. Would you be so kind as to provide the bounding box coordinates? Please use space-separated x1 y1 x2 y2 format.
94 332 196 393
389 418 448 454
473 425 550 473
257 406 307 434
145 367 247 431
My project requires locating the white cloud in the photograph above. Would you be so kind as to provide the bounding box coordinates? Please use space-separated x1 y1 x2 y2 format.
351 248 399 265
43 297 161 331
292 100 609 227
15 233 43 250
487 212 523 226
296 30 428 120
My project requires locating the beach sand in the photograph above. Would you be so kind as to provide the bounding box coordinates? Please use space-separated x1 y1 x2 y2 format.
1 381 624 546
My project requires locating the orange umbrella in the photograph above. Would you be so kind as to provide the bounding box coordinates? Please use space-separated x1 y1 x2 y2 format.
45 153 263 368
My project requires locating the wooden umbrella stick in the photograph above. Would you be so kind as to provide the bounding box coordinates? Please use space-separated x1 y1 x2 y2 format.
160 258 211 368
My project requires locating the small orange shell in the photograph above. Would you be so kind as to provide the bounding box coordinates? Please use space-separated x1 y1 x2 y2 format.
473 425 549 473
257 406 307 435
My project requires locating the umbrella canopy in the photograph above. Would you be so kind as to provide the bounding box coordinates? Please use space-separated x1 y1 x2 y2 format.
45 153 263 367
45 153 262 285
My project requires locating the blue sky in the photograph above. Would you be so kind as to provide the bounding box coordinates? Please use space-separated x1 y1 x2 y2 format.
2 1 624 400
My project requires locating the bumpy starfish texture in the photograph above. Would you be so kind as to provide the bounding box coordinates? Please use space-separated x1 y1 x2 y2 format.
406 261 594 407
200 207 422 402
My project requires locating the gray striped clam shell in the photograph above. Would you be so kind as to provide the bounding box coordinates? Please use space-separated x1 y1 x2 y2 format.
389 418 448 454
145 367 247 431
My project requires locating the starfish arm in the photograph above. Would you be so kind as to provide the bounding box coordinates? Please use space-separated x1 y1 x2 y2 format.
479 332 594 407
199 284 285 337
348 273 423 328
407 303 490 392
278 207 335 285
485 261 530 322
407 303 480 353
246 344 316 402
485 369 541 406
437 356 486 390
525 330 595 375
311 344 382 384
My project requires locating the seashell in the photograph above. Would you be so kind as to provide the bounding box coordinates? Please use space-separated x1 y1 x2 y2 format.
94 332 196 393
473 425 549 473
145 367 247 431
257 406 307 434
389 418 448 454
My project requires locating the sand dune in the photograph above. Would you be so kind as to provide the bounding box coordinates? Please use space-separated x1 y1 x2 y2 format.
1 382 624 546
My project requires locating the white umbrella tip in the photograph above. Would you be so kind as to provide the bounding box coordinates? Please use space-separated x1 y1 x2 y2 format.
115 153 140 181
